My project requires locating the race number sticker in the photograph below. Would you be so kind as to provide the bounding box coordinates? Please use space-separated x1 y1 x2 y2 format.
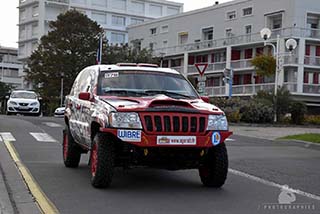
105 72 119 78
117 130 141 142
212 132 221 146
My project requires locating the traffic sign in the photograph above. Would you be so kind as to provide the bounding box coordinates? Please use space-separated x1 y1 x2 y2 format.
195 63 208 76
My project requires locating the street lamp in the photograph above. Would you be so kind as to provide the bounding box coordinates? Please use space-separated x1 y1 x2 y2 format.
60 72 64 107
260 28 297 122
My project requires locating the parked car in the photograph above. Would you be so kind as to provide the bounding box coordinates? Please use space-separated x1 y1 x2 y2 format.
54 106 65 117
6 90 41 116
63 63 232 188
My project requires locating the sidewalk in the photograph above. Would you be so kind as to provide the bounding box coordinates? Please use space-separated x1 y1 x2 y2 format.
230 125 320 140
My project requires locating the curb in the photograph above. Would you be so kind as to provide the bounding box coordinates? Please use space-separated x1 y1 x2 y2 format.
0 141 41 214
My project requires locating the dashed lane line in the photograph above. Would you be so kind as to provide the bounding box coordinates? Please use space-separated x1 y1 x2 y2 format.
0 133 16 142
30 133 57 143
226 138 236 142
4 140 59 214
229 168 320 201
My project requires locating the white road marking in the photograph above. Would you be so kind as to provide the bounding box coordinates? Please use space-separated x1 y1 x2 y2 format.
229 168 320 201
0 132 16 142
226 138 235 142
43 122 62 128
30 133 57 143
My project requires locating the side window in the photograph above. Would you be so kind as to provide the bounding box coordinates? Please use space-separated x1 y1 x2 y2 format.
78 69 92 94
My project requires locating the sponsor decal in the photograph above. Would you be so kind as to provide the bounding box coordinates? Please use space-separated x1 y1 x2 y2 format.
157 136 196 145
117 130 141 142
212 132 221 146
104 72 119 78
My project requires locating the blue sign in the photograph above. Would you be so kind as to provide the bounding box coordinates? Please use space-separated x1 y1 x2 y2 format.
212 132 221 146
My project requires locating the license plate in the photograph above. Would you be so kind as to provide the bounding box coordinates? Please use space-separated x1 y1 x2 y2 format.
157 136 196 145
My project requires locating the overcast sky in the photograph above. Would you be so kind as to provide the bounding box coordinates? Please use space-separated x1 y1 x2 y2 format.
0 0 231 48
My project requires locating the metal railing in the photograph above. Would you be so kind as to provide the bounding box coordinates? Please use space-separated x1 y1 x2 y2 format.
46 0 69 4
232 83 275 95
304 56 320 67
187 62 226 74
153 27 320 57
303 84 320 94
283 82 297 92
170 66 183 73
231 59 253 69
205 86 226 97
283 55 299 65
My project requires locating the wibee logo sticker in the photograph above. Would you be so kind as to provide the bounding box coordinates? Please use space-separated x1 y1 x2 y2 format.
117 130 141 142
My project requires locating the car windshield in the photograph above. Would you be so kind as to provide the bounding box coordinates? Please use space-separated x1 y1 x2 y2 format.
11 92 37 99
98 70 199 99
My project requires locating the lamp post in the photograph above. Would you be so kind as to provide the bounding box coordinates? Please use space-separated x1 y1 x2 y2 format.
260 28 297 122
60 72 64 107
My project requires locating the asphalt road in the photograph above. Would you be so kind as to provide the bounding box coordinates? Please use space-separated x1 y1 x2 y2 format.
0 115 319 214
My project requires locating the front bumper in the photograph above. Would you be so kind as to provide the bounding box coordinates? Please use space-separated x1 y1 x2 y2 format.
99 127 232 148
7 106 40 114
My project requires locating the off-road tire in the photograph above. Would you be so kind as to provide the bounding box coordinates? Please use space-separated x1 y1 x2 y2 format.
63 126 81 168
199 143 228 188
90 133 115 188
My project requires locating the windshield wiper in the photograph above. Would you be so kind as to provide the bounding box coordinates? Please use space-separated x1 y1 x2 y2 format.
144 90 194 99
103 89 148 96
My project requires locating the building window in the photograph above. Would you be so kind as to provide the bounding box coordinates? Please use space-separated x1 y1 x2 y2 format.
243 7 252 16
19 25 26 39
150 4 162 17
226 11 236 20
161 25 168 33
32 23 38 36
226 28 233 37
32 5 39 17
92 12 107 24
131 18 144 25
163 40 168 48
130 1 144 14
202 27 213 40
92 0 107 7
167 7 179 16
266 13 283 30
245 25 252 34
307 13 320 29
149 42 155 50
178 32 188 45
112 0 126 10
112 15 125 26
150 28 157 35
111 32 125 44
20 9 26 20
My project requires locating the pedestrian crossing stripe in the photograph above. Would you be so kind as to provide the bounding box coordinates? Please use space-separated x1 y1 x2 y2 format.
30 133 57 143
42 122 63 128
0 132 16 142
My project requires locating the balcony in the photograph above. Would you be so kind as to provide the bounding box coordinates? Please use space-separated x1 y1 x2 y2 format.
283 82 297 93
187 62 226 74
303 84 320 94
232 83 275 95
46 0 69 4
231 59 253 70
153 27 320 57
304 56 320 67
205 86 226 97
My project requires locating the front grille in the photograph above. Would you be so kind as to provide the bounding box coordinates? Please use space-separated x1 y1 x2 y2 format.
141 113 207 134
19 103 29 106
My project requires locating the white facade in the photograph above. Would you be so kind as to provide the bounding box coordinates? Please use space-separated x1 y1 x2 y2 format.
128 0 320 106
0 47 25 89
18 0 183 60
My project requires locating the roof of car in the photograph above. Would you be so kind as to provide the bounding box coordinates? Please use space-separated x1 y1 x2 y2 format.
87 64 180 75
11 90 36 93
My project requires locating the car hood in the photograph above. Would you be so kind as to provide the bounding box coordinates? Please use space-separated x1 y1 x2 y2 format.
8 98 39 103
100 95 223 114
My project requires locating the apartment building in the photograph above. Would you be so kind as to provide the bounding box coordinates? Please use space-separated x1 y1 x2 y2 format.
128 0 320 107
18 0 183 61
0 47 24 89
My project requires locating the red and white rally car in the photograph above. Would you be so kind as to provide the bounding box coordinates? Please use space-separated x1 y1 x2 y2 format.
63 63 232 188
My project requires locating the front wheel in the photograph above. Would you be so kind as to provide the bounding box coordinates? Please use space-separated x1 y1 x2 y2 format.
90 133 115 188
62 126 81 168
199 143 228 188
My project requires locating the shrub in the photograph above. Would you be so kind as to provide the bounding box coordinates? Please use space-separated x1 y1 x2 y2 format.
240 101 274 123
304 115 320 125
289 101 307 125
224 107 241 123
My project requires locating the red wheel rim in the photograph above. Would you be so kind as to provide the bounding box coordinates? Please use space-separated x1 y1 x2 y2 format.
63 132 68 161
91 143 98 177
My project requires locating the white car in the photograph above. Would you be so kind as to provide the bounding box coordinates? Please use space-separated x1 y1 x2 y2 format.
6 90 41 116
54 106 65 117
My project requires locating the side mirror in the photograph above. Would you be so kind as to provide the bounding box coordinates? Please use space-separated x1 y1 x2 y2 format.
79 92 91 101
201 96 210 103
